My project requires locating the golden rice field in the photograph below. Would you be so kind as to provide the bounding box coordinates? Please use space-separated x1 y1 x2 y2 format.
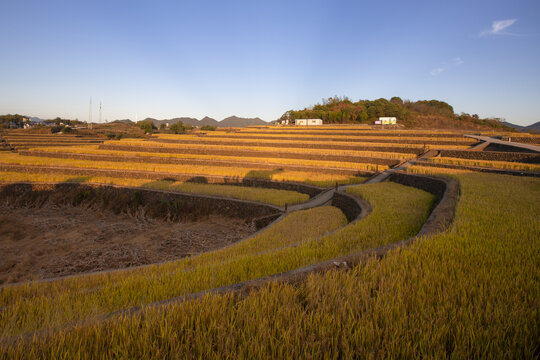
101 139 413 157
1 127 538 358
26 145 393 170
0 182 433 340
1 171 538 358
148 136 419 158
0 152 365 183
406 164 474 175
155 132 472 142
180 131 477 143
0 171 309 206
427 156 540 172
152 135 474 149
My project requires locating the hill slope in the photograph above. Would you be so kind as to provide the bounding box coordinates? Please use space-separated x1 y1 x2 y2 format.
281 96 517 131
524 121 540 133
220 116 267 127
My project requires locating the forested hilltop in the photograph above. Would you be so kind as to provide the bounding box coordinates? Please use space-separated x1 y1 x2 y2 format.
281 96 514 130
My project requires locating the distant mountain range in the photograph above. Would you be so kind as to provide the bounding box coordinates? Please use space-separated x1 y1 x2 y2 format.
502 121 540 133
25 114 538 132
113 116 268 128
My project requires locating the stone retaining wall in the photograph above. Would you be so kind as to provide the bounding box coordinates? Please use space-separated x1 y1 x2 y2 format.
331 191 365 223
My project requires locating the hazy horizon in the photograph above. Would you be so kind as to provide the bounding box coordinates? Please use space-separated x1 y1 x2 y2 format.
1 0 539 126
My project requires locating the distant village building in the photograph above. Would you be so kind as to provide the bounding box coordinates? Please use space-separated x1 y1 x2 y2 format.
295 119 323 126
375 117 397 125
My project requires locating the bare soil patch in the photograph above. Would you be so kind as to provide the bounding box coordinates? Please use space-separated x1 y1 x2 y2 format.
0 205 254 285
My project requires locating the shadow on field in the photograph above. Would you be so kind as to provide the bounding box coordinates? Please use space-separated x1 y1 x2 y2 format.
245 168 284 180
64 176 93 183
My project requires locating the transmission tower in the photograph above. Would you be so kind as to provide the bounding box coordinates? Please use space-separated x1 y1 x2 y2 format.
99 101 102 123
89 97 93 129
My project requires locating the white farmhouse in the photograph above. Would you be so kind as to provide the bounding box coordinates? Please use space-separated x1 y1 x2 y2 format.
295 119 323 126
377 117 397 125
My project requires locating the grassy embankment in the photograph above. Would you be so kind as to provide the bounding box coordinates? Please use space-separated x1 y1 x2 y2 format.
2 173 537 358
0 181 433 342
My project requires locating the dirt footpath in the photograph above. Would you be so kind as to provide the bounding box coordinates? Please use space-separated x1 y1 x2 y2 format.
0 205 254 285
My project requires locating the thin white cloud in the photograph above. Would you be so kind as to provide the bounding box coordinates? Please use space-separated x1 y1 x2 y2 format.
430 67 445 76
430 57 463 76
453 57 464 65
480 19 517 36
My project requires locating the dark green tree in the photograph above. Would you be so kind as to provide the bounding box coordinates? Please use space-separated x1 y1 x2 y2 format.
137 120 156 134
170 122 184 134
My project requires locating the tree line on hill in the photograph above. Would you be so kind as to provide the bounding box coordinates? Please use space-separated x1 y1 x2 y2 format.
136 119 217 134
0 114 83 129
280 96 514 130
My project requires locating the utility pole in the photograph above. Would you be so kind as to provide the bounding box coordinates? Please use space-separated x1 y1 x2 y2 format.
99 101 102 124
89 97 93 129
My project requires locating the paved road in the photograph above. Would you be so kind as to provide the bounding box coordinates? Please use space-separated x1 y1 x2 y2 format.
464 135 540 153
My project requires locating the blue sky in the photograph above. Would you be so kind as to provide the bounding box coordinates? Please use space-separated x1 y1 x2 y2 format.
1 0 539 125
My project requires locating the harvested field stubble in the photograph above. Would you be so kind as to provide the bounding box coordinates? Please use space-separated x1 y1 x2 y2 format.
2 174 537 358
0 207 253 284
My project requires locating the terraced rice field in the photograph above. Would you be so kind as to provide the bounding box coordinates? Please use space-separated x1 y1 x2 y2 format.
0 133 104 150
1 127 538 358
426 156 540 172
0 128 482 186
0 182 433 338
